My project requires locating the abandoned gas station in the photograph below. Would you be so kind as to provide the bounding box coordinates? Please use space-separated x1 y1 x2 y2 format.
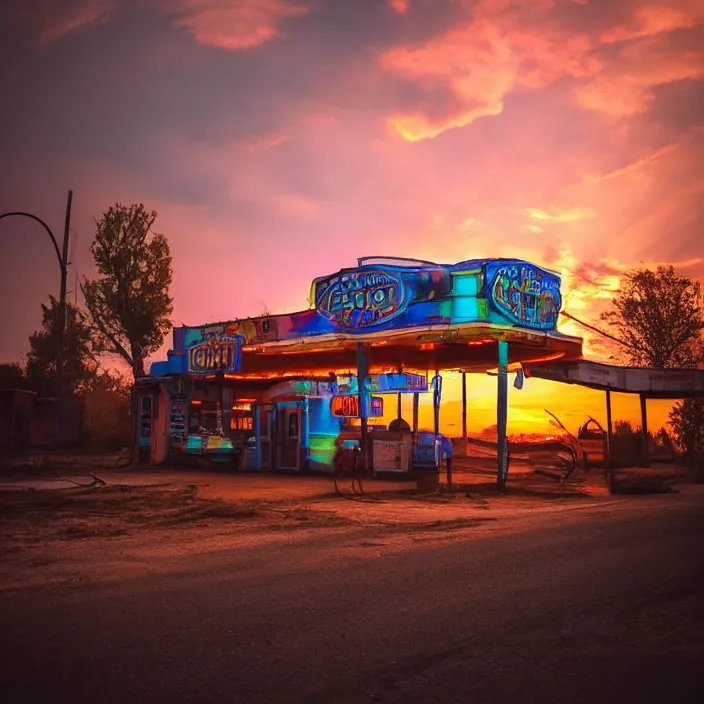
134 255 704 488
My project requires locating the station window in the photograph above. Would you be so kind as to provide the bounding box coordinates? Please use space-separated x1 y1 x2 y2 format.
230 401 254 432
230 415 253 432
189 400 218 433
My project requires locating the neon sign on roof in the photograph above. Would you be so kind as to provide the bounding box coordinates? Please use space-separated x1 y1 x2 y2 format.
187 332 244 374
485 261 561 331
315 269 408 329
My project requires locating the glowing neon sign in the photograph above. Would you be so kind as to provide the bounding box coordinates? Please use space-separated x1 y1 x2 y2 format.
315 268 408 328
486 262 561 330
371 372 428 393
187 333 244 374
331 395 384 418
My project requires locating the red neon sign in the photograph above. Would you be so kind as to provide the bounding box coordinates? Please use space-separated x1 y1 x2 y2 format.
331 395 383 418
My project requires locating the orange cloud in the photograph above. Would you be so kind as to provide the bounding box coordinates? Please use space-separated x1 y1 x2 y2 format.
164 0 311 51
380 2 596 140
388 0 410 14
38 0 113 46
600 3 704 45
575 34 704 116
380 0 703 139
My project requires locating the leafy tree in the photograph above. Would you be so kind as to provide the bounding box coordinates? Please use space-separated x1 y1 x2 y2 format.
654 427 674 454
26 296 98 396
600 265 703 368
601 265 704 463
669 398 704 466
85 369 131 399
83 204 173 379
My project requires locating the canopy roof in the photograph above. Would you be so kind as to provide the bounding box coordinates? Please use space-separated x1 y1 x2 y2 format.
526 359 704 398
150 256 583 378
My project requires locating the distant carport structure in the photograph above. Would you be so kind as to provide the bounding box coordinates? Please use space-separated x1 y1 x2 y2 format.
525 360 704 466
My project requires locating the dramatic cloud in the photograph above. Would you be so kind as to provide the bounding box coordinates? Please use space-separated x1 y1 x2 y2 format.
162 0 312 50
599 2 704 44
379 0 703 140
575 34 704 116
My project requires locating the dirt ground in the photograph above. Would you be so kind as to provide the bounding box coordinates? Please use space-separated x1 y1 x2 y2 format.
0 457 688 593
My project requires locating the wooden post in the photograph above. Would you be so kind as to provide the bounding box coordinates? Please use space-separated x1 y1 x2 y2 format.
412 392 419 436
497 340 509 491
461 371 468 457
640 393 649 467
605 387 613 468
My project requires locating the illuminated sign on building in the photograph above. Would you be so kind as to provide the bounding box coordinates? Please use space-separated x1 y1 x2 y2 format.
315 268 408 328
331 395 384 418
370 372 428 393
187 333 244 374
485 261 561 331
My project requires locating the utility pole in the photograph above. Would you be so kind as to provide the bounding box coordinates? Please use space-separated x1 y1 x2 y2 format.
57 190 73 395
56 191 73 447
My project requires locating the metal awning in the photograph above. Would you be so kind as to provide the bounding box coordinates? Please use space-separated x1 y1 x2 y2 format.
526 359 704 398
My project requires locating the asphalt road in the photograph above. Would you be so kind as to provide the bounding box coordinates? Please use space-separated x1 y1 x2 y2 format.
1 489 703 703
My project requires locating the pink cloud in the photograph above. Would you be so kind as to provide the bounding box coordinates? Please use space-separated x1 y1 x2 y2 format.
576 33 704 116
388 0 410 14
600 2 704 44
379 2 597 140
379 0 703 139
162 0 311 51
37 0 114 46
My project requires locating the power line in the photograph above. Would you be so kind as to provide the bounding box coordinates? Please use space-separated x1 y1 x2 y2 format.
559 310 633 349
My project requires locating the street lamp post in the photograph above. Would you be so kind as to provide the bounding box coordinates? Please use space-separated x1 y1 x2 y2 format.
0 191 73 421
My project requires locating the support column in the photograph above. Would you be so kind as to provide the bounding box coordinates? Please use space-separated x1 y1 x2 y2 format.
356 343 372 476
412 392 419 436
497 340 509 491
461 371 468 457
397 365 402 420
432 370 441 439
640 393 650 467
253 405 262 471
605 387 613 469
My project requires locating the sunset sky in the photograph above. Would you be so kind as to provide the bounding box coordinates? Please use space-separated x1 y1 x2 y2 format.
1 0 702 436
